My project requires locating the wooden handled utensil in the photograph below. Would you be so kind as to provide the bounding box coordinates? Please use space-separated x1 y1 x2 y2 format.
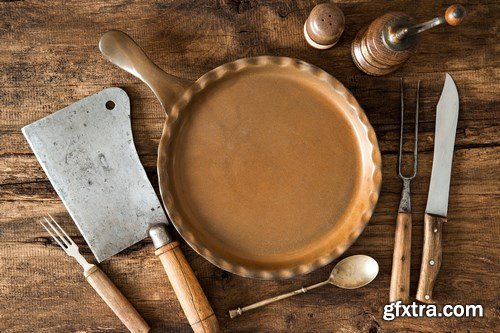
40 215 150 333
416 73 459 303
389 79 419 303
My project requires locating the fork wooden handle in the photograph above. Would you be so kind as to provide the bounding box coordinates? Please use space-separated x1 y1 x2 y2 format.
85 265 150 333
389 212 412 303
155 241 219 333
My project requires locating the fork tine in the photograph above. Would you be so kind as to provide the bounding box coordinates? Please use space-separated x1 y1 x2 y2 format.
40 220 67 249
398 78 404 178
48 214 74 245
43 216 70 247
398 78 419 180
411 80 420 178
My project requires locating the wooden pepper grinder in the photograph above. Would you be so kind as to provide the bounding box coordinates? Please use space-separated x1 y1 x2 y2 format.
351 4 466 76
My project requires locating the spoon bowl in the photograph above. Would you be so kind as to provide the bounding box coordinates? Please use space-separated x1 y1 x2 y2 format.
328 254 379 289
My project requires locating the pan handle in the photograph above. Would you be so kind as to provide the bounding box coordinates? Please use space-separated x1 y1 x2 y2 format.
99 30 191 113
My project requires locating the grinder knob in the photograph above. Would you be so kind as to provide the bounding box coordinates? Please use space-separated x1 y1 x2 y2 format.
445 4 466 26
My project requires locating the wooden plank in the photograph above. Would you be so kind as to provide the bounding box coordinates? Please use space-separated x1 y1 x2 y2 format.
1 0 498 332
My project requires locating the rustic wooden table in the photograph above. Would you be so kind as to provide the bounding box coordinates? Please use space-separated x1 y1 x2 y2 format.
1 1 498 332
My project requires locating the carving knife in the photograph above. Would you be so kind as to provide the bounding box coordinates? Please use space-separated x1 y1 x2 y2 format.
416 73 459 303
22 88 218 332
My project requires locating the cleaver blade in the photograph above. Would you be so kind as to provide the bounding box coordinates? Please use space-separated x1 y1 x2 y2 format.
22 87 167 262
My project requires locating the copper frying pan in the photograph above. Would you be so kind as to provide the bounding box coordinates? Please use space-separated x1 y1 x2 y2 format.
100 30 381 279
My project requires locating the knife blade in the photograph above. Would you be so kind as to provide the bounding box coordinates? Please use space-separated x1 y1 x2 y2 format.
416 73 459 303
425 73 460 217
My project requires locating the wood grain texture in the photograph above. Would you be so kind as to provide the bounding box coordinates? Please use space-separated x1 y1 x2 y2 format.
416 213 445 304
0 0 499 332
155 242 219 333
389 212 412 303
85 265 151 333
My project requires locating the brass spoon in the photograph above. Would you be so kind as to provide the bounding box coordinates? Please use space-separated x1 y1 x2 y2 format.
229 255 379 318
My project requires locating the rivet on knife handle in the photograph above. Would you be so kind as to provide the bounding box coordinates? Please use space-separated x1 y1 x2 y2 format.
416 213 445 303
150 225 219 333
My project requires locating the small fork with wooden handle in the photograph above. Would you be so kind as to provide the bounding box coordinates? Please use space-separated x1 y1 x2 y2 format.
40 215 150 333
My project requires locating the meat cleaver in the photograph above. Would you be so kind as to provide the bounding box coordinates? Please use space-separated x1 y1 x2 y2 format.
22 88 218 333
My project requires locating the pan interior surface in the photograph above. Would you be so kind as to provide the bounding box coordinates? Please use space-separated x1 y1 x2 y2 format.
162 59 379 278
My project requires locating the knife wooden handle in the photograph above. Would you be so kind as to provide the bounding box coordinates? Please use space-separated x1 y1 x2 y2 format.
390 212 412 303
155 241 219 333
416 213 445 303
84 265 150 333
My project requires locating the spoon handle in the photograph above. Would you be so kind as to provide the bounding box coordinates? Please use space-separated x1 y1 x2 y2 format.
228 280 328 319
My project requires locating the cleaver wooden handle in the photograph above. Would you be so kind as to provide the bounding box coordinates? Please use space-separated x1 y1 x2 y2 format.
155 241 219 333
389 212 412 303
84 265 150 333
416 213 445 303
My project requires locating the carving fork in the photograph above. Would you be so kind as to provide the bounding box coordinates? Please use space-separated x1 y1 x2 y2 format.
389 80 419 303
